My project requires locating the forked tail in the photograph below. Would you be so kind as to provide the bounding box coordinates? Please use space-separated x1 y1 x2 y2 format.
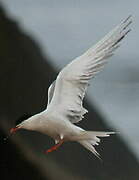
76 131 115 159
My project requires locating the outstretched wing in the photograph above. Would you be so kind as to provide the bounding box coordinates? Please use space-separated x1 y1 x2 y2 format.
48 16 132 123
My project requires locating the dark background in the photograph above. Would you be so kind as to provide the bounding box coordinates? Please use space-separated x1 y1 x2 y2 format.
0 3 139 180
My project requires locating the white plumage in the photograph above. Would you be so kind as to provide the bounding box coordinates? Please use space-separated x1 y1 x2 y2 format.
10 16 132 158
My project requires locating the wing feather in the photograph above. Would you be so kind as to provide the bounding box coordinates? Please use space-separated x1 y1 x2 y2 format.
47 16 132 123
47 80 56 107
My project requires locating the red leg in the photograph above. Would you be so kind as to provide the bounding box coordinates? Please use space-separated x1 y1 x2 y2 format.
44 140 64 154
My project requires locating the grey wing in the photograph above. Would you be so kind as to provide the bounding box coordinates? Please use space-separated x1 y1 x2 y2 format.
46 80 56 107
48 16 132 124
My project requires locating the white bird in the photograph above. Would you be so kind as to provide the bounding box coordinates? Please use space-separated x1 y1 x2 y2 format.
10 16 132 158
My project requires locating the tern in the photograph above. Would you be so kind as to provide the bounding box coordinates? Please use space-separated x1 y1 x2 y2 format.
10 16 132 158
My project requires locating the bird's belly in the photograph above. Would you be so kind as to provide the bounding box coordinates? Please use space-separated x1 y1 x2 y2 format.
38 122 60 140
37 116 78 141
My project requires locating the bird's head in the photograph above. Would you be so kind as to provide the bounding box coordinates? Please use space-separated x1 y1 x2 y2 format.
10 117 38 135
10 113 36 135
10 121 30 135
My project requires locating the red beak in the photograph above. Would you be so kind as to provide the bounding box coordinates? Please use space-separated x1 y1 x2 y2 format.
10 126 20 134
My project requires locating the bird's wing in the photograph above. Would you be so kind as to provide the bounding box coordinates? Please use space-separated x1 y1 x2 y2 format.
48 16 132 123
47 80 56 107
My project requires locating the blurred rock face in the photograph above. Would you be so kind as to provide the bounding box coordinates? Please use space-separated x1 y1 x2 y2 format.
0 4 139 180
0 4 58 180
0 6 55 128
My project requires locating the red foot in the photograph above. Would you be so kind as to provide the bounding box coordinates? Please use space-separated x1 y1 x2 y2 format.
44 140 64 154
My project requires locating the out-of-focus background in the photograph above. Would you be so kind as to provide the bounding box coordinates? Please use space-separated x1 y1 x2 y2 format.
0 1 139 180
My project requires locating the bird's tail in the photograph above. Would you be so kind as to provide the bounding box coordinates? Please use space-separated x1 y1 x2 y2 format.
74 131 115 158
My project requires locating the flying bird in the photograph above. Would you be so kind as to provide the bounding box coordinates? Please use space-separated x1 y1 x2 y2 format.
10 16 132 158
